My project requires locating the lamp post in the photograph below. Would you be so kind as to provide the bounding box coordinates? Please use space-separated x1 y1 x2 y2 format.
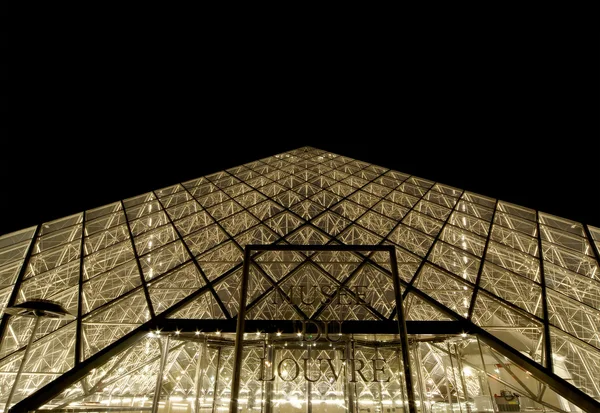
2 299 73 412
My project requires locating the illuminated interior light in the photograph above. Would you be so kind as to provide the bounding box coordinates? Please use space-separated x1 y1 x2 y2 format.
276 331 282 336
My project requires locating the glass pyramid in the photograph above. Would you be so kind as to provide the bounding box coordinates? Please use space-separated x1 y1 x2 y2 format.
0 146 598 413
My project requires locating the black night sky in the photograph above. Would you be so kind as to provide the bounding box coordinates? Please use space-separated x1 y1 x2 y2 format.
1 23 599 236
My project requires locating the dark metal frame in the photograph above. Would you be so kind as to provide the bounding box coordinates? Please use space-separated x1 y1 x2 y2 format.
0 225 41 346
6 149 600 413
229 244 417 413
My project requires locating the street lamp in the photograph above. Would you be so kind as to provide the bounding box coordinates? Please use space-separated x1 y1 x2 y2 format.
3 299 73 412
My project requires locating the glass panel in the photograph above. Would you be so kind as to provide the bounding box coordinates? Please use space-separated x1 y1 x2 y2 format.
414 264 474 318
494 210 538 237
479 262 543 318
448 211 490 237
497 201 536 222
539 212 585 237
235 247 411 413
541 224 593 255
290 200 326 221
490 224 538 256
403 211 443 237
387 225 434 258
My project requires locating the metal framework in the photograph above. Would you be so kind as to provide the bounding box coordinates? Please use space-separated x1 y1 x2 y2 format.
0 146 598 413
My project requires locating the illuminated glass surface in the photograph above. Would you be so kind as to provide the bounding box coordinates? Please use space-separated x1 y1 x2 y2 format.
0 147 598 413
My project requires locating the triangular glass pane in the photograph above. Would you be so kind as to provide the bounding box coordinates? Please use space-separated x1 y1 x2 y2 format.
330 199 368 221
197 241 243 281
311 250 361 282
245 289 302 320
280 262 336 319
337 224 383 245
387 224 434 257
414 264 474 318
428 240 480 283
134 224 178 257
3 323 76 407
139 240 190 281
83 241 135 280
479 261 543 318
167 290 224 319
253 250 305 282
404 292 455 321
183 223 229 257
213 269 242 317
550 326 600 401
289 199 325 220
547 289 600 349
148 262 206 316
284 225 332 245
18 260 79 302
82 290 150 359
312 211 351 237
234 224 279 249
220 211 260 237
248 199 284 221
82 260 141 315
246 264 272 305
173 210 214 236
0 305 75 360
471 291 544 364
347 264 396 318
264 211 304 237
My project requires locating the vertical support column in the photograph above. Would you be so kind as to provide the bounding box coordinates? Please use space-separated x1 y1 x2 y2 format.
395 348 408 413
413 342 427 413
212 348 222 413
446 342 463 413
441 348 454 413
476 337 498 413
306 343 312 413
389 246 417 413
345 340 355 413
4 316 41 413
230 247 252 412
194 336 207 413
454 343 472 413
535 211 552 372
152 335 170 413
263 335 273 413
